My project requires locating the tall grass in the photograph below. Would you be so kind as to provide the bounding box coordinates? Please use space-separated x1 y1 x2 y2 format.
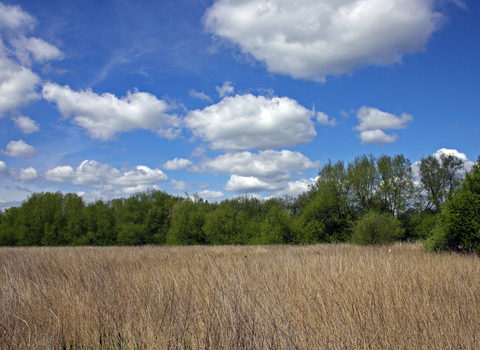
1 244 479 349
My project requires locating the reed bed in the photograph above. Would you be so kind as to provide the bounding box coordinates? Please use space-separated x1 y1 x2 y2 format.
1 243 479 349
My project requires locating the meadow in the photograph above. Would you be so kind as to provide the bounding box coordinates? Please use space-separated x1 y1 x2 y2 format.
1 244 479 349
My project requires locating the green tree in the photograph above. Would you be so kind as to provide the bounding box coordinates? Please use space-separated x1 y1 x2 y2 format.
419 153 464 212
0 207 20 246
204 203 239 245
348 154 379 214
79 200 117 245
259 204 294 244
426 157 480 253
166 196 210 245
297 160 352 243
377 154 417 216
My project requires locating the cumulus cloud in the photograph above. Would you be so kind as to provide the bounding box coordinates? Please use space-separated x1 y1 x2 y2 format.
432 148 475 171
12 115 39 133
197 190 225 200
43 160 168 194
170 180 188 192
185 94 317 150
163 158 193 171
411 148 475 182
204 0 446 81
12 36 64 66
216 81 234 97
0 55 40 116
316 112 336 126
42 83 180 141
224 175 284 193
1 140 37 158
192 150 318 181
0 160 8 177
274 177 317 197
354 106 413 145
19 167 38 182
0 3 62 117
0 3 35 31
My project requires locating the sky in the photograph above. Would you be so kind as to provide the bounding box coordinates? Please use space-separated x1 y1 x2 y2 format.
0 0 479 209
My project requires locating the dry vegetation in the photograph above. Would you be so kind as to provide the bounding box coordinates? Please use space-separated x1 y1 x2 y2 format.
1 244 480 349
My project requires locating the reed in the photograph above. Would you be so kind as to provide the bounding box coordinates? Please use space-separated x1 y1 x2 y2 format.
1 243 479 349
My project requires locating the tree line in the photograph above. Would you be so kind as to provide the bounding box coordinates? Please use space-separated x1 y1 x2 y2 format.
1 152 479 252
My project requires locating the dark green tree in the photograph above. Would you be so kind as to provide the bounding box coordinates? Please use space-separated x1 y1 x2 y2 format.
297 160 352 243
166 196 211 245
426 157 480 253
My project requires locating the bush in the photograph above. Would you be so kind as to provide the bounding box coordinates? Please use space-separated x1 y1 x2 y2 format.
351 211 404 245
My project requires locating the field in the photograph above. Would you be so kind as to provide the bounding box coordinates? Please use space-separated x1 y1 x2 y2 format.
1 244 479 349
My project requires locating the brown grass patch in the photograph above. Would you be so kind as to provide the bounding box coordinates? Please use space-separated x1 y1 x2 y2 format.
1 243 480 349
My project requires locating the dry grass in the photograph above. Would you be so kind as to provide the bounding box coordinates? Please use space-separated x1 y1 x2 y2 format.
1 243 480 349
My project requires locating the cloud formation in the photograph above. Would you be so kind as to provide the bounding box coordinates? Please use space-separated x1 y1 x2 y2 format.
163 158 193 171
192 150 318 181
197 190 225 200
205 0 445 81
224 175 284 193
216 81 234 97
42 84 180 141
44 160 168 194
0 3 62 117
12 115 40 133
354 106 413 145
185 94 317 150
1 140 37 158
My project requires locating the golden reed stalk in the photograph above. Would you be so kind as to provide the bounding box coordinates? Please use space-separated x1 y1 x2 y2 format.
1 244 479 349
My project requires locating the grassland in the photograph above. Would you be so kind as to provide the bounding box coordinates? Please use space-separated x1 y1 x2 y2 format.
1 244 479 349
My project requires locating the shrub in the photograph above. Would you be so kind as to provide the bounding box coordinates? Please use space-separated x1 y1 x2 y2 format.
351 211 404 245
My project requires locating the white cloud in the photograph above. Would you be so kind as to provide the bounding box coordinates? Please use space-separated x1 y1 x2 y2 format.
204 0 445 81
0 55 40 116
1 140 37 158
224 175 284 193
171 180 188 192
0 3 63 117
43 160 168 193
354 107 413 131
354 106 413 145
192 150 318 181
189 89 212 102
12 36 64 66
185 94 317 150
0 161 8 176
216 81 234 97
197 190 225 200
12 115 39 133
19 167 38 182
163 158 193 171
316 112 336 126
0 3 35 31
433 148 475 171
357 130 398 145
412 148 475 183
42 83 180 141
274 177 317 197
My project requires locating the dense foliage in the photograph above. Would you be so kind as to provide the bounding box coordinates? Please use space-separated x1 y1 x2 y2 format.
1 153 478 250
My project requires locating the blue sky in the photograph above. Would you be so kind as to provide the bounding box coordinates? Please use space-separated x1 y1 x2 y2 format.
0 0 479 208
